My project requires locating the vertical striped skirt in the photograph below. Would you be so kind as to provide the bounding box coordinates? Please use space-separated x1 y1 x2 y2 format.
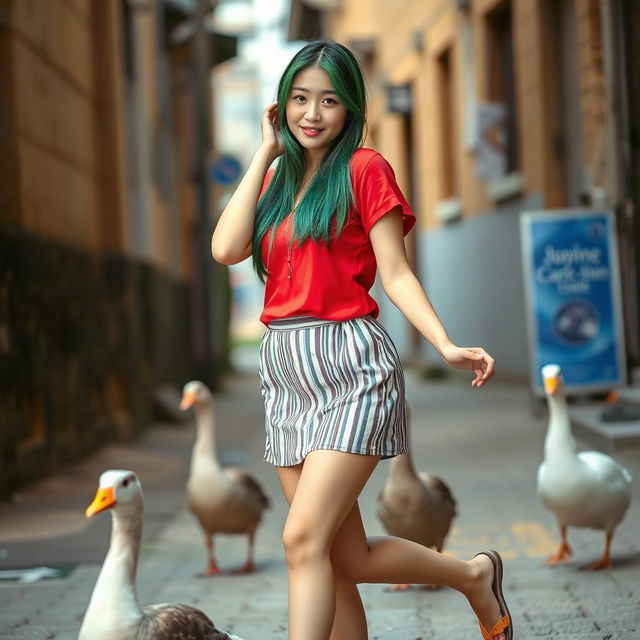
258 315 408 467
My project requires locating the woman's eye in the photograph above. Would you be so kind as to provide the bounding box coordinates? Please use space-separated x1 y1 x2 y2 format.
324 98 337 105
292 95 306 103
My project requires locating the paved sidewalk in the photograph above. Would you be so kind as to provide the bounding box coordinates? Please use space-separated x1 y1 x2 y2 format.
0 366 638 639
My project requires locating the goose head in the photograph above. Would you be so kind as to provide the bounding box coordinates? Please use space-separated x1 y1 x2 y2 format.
542 363 564 398
180 380 213 411
86 469 143 520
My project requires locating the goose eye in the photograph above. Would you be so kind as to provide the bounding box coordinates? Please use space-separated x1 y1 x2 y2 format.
123 478 130 488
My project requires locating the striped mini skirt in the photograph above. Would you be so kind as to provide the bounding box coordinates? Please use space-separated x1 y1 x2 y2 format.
258 315 408 467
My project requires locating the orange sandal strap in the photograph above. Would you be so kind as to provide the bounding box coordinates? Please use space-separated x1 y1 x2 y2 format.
479 614 510 640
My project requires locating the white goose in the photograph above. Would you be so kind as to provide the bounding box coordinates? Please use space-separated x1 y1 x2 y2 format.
79 469 244 640
376 407 457 590
537 364 633 569
180 381 270 575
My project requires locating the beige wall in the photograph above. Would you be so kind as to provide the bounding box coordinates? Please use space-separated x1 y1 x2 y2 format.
171 46 198 282
0 0 210 496
576 0 608 192
0 0 195 277
4 0 92 246
328 0 612 229
130 4 175 273
1 0 124 251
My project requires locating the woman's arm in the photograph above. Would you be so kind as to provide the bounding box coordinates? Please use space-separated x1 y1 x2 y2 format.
211 103 283 265
369 208 495 387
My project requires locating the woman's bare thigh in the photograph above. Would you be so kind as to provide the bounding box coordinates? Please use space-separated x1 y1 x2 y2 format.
277 462 304 505
277 454 373 575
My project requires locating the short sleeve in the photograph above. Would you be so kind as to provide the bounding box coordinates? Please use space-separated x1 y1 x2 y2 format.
352 152 416 236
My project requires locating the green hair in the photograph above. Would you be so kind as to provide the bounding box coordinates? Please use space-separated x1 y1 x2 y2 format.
252 40 367 281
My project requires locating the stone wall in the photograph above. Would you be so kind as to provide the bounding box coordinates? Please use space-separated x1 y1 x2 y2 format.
0 226 194 499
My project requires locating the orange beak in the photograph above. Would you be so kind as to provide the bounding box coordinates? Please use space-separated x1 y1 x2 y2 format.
180 391 196 411
85 486 116 517
543 375 558 396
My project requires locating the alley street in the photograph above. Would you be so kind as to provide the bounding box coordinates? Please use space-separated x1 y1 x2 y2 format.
0 363 638 639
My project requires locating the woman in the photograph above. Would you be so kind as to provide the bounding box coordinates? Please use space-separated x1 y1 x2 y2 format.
211 40 512 640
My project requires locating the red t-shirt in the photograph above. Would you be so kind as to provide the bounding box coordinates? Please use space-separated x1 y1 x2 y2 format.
258 148 415 325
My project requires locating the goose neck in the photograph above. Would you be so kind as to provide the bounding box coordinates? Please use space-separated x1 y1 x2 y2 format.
85 512 143 619
193 403 218 455
390 452 417 479
545 392 577 457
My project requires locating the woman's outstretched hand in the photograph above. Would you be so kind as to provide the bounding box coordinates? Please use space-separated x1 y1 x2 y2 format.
261 102 284 162
439 344 495 388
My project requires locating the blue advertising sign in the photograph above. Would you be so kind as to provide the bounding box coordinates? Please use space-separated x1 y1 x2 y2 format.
520 210 626 395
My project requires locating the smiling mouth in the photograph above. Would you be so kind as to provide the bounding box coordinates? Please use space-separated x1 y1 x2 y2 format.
301 127 324 136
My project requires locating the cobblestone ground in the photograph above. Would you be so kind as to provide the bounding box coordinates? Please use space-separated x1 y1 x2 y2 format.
1 367 638 639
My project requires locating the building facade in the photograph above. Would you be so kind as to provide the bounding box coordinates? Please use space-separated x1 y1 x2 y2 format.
292 0 640 384
0 0 232 497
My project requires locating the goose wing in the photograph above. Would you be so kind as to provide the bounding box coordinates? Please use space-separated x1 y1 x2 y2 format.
378 473 456 548
226 468 270 510
578 451 633 487
420 473 458 514
142 603 246 639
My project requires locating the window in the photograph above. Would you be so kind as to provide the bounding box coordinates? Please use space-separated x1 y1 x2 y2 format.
437 46 457 198
485 2 519 173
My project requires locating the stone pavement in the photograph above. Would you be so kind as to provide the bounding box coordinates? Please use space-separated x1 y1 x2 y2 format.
0 363 639 639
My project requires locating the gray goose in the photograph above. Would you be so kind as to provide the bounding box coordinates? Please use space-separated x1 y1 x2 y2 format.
377 407 457 590
180 381 270 575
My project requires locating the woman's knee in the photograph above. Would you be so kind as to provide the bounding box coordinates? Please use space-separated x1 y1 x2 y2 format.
282 516 329 568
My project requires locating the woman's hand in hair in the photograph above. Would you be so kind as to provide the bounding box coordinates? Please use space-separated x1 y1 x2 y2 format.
211 105 280 265
261 102 284 162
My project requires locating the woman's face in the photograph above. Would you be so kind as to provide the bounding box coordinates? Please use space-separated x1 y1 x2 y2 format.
285 66 348 162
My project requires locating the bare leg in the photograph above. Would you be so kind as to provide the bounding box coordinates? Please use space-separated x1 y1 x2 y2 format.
332 502 506 638
282 451 378 640
287 450 508 640
419 546 443 590
387 548 443 591
277 462 368 640
330 581 368 640
544 525 572 566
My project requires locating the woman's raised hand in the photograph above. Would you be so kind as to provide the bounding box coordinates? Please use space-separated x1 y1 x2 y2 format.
439 344 495 388
261 102 284 162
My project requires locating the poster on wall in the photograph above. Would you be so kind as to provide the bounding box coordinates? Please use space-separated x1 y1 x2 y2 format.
520 210 626 395
475 102 507 181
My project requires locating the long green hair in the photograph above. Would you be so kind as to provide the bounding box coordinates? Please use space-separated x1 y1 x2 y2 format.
252 40 367 281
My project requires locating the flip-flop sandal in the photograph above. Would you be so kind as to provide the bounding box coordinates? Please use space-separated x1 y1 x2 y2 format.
474 550 513 640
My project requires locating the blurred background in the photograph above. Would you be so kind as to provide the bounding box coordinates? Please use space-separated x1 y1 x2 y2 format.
1 0 639 499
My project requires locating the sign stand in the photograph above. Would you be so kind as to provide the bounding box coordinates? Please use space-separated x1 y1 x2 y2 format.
520 209 627 397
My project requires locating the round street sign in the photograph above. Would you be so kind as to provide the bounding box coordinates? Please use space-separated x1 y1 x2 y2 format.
210 154 243 185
